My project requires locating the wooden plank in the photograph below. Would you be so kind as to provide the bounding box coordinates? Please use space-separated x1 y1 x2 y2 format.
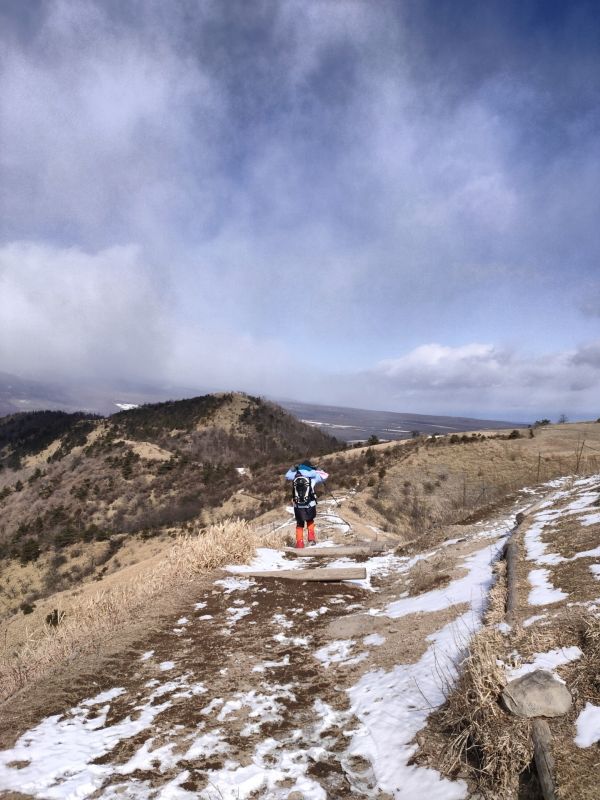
504 509 530 623
284 545 386 558
245 567 366 581
532 718 557 800
505 538 519 621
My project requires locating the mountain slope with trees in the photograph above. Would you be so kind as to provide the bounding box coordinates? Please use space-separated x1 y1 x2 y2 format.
0 393 340 568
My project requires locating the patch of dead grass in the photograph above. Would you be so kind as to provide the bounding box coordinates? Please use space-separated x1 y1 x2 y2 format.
483 559 507 627
437 628 532 798
0 519 287 703
407 554 452 596
417 540 532 798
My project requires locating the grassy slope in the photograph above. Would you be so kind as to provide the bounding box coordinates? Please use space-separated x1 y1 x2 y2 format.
1 420 599 791
2 421 598 643
323 422 600 544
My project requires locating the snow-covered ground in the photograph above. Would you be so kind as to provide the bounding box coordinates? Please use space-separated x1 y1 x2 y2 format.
5 480 595 799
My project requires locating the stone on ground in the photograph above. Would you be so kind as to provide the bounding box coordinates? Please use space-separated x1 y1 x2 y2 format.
502 669 572 718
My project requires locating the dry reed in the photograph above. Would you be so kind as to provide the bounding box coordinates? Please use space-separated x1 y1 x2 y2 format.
440 627 531 798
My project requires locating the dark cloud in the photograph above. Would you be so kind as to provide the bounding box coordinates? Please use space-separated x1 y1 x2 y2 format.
0 242 170 382
571 343 600 368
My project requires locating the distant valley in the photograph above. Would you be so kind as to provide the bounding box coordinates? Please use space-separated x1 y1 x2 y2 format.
279 399 523 443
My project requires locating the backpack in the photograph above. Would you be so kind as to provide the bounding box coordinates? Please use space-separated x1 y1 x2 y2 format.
292 471 315 507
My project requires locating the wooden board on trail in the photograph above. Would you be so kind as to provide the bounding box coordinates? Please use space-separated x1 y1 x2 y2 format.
284 545 386 558
245 567 366 581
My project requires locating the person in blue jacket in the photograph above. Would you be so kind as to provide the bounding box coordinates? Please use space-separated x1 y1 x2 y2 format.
285 461 329 548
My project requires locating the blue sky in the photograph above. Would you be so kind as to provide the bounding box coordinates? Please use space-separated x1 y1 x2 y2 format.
1 0 599 419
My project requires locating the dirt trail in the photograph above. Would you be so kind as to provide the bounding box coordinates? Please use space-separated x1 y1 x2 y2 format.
0 497 527 800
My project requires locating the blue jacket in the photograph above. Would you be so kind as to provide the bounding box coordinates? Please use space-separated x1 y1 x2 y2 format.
285 465 328 508
284 466 328 485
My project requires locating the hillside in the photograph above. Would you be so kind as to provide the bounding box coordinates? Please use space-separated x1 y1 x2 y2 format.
0 393 339 607
0 422 599 798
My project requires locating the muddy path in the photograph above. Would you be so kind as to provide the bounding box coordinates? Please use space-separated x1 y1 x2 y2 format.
0 499 525 800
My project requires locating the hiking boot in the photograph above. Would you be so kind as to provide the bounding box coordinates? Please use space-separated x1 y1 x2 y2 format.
308 539 316 546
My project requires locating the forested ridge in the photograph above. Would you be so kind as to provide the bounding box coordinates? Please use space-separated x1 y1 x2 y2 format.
0 393 340 567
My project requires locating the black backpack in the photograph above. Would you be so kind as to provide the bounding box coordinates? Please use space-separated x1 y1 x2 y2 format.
292 471 315 507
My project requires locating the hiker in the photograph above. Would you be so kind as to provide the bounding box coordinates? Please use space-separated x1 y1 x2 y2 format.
285 461 329 548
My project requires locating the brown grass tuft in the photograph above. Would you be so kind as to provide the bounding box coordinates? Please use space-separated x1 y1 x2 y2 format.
584 613 600 651
483 559 507 627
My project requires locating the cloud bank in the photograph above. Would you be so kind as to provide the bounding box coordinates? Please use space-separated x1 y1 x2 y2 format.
1 0 599 418
360 342 600 418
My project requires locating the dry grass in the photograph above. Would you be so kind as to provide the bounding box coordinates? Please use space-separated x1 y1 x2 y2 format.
439 627 532 798
483 559 507 627
583 613 600 653
0 519 286 703
353 423 600 543
578 612 600 704
407 554 452 596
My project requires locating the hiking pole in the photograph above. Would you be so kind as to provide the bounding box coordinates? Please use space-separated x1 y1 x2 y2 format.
237 490 269 503
323 484 341 507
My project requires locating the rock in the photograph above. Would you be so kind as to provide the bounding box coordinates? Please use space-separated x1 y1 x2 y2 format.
287 793 304 800
502 669 572 718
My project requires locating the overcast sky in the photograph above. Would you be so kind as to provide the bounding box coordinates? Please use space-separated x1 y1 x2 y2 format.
1 0 599 420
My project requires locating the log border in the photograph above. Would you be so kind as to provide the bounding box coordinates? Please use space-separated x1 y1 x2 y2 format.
502 503 560 800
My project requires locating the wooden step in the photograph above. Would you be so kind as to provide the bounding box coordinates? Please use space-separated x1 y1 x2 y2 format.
245 567 367 582
284 545 386 558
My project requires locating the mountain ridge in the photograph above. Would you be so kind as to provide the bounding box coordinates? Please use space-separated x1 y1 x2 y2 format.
0 392 340 570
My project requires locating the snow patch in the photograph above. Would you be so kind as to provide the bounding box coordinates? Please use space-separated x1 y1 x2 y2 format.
314 640 367 668
384 538 506 620
0 697 171 797
346 615 471 800
507 646 582 681
227 605 251 625
363 633 386 646
227 548 303 573
215 577 256 592
575 703 600 747
523 614 547 627
527 569 567 605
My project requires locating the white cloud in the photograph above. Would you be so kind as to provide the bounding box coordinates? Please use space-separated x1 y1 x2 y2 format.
0 0 222 247
363 342 600 417
0 241 170 381
377 344 509 388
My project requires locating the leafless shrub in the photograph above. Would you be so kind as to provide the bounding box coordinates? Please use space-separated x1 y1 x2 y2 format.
407 555 451 596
